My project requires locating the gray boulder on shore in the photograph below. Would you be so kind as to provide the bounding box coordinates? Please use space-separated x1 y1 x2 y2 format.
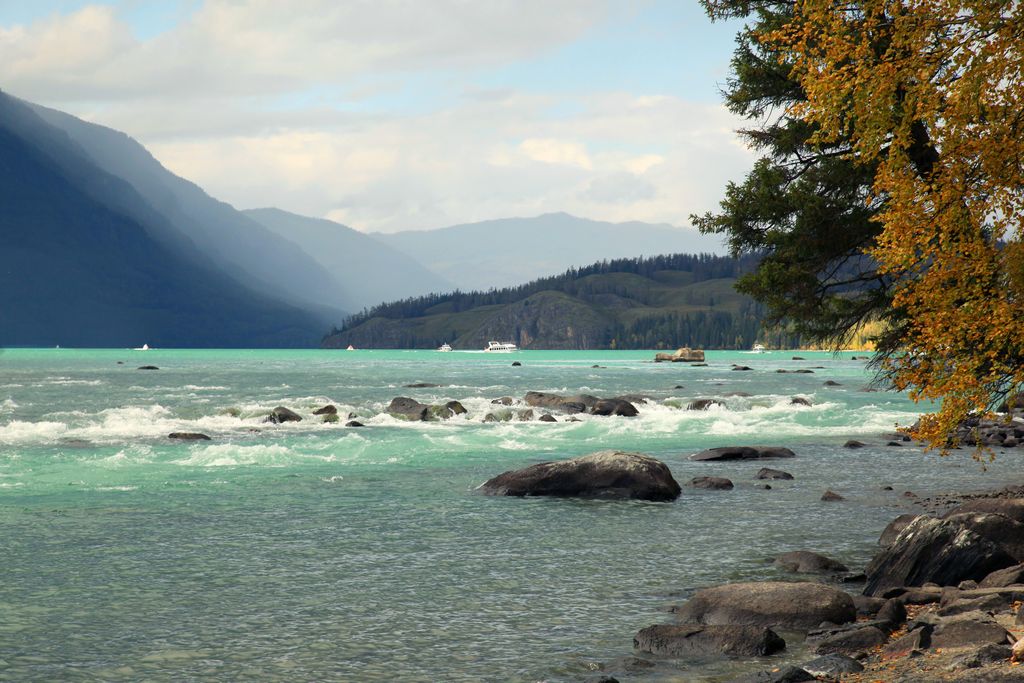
864 514 1017 597
477 450 681 501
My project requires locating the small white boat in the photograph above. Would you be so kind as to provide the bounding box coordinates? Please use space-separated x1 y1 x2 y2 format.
484 341 518 352
346 344 356 351
437 343 453 352
133 343 151 351
752 343 766 353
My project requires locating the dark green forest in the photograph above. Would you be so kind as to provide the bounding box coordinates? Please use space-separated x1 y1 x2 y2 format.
324 253 801 350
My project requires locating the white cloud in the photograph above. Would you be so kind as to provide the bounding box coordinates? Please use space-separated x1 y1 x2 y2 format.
0 1 756 234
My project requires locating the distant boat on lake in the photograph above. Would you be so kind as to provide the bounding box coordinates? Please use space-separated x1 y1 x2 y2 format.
484 341 518 352
346 344 356 351
752 343 766 353
133 343 151 351
437 343 452 352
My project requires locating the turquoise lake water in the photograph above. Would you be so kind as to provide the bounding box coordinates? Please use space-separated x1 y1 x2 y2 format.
2 348 1021 682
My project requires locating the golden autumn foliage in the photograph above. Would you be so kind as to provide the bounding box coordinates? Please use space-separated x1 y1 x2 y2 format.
765 1 1024 452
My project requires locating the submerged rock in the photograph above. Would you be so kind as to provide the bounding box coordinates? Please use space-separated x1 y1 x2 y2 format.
633 623 785 657
756 468 794 480
689 476 734 490
345 420 365 427
774 550 848 574
168 432 211 440
477 450 681 501
686 398 724 411
387 397 430 421
312 405 337 416
674 581 856 630
821 490 845 501
137 365 159 370
690 446 795 461
404 382 443 388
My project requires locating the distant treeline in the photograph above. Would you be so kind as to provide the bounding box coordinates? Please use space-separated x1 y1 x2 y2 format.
328 253 759 335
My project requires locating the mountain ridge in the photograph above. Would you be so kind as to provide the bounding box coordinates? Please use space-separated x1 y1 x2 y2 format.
322 253 777 350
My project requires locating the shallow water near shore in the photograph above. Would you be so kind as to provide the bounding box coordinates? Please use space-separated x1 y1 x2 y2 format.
2 348 1022 682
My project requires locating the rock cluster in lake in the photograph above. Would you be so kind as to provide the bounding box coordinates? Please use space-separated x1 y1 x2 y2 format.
653 347 705 363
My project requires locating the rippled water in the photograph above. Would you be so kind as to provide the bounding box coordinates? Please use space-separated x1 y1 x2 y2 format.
1 348 1021 681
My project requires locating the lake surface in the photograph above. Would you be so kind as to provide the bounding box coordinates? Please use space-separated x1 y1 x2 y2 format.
1 348 1020 681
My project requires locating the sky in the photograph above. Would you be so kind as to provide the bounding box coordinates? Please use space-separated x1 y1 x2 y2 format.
0 1 753 233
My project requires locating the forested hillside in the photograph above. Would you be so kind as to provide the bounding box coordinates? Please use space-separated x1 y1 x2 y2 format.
323 254 796 350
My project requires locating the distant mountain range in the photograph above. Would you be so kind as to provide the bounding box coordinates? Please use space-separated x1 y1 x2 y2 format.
372 213 725 292
243 208 453 311
323 254 774 350
0 91 737 348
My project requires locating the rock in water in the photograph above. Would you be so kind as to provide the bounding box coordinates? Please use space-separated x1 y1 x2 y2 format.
168 432 211 440
863 515 1017 597
756 468 794 480
821 490 845 501
590 399 638 417
633 623 785 657
387 397 430 421
690 446 795 461
312 405 337 415
686 398 724 411
689 476 734 490
137 365 159 370
674 581 856 630
774 551 848 573
267 406 302 423
477 450 681 501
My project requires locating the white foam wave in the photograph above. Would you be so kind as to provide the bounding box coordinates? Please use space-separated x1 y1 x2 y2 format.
182 385 229 391
0 420 68 444
174 443 340 467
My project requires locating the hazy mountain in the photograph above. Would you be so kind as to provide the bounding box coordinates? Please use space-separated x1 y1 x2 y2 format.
244 208 454 311
0 91 325 347
323 254 774 350
26 99 347 317
372 213 726 292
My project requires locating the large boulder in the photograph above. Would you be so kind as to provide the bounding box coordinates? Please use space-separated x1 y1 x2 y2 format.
523 391 589 414
864 515 1017 597
633 623 785 657
774 551 848 574
674 581 856 630
690 446 796 462
944 511 1024 562
591 399 639 417
980 563 1024 588
477 450 681 501
944 498 1024 525
879 514 922 547
267 406 302 423
387 397 431 421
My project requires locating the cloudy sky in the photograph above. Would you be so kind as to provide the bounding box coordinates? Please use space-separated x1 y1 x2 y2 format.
0 1 752 233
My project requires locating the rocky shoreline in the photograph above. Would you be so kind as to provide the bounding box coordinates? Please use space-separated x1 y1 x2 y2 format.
473 425 1024 682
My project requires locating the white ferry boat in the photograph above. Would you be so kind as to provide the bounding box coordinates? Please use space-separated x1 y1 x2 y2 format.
346 344 356 351
752 343 766 353
437 343 453 352
484 341 518 353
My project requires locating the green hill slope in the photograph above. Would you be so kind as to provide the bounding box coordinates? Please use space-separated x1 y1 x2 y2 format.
322 254 781 350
